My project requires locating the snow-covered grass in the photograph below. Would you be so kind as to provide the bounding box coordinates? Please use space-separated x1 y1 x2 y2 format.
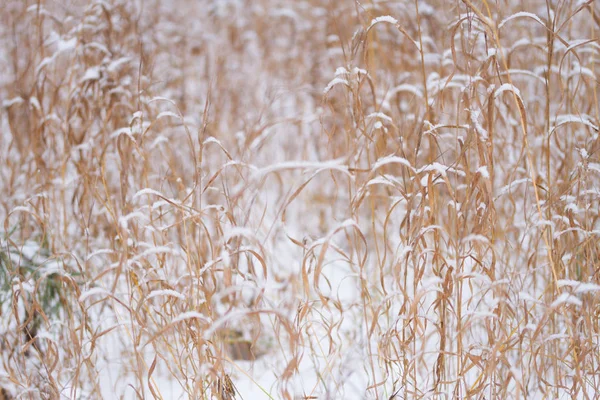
0 0 599 399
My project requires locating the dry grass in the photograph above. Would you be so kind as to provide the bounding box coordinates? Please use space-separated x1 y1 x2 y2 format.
1 0 599 398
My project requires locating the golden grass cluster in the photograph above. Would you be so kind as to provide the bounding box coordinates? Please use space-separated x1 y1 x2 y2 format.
1 0 599 398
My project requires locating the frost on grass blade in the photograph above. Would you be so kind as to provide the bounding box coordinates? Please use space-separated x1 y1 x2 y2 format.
86 249 115 261
352 66 368 76
463 310 497 319
588 163 600 174
557 280 600 294
417 162 456 178
12 280 35 294
56 37 77 52
476 166 489 179
156 111 182 121
110 127 136 141
2 97 24 108
147 289 186 301
518 291 541 304
146 96 177 106
494 83 523 102
366 112 394 123
223 226 256 242
386 84 424 100
132 188 164 199
498 12 546 30
252 158 350 178
203 136 223 146
130 111 143 125
28 97 41 112
550 293 582 308
81 66 101 82
470 108 489 140
323 77 350 94
418 276 444 293
368 16 398 30
118 211 149 229
497 178 533 197
363 176 396 190
335 66 348 76
371 155 414 172
550 114 599 135
172 311 210 324
107 57 132 73
9 206 34 215
553 227 589 239
150 136 168 149
84 42 110 56
79 287 111 303
133 246 184 261
461 234 490 244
